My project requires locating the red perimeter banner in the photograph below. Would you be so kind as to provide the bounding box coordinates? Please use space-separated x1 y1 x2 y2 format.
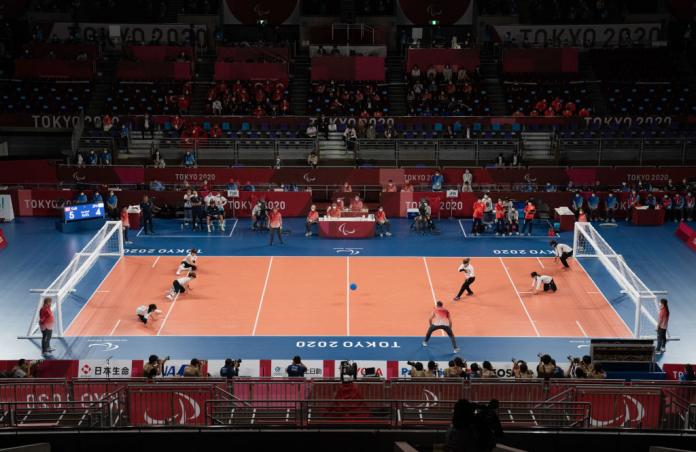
577 390 661 429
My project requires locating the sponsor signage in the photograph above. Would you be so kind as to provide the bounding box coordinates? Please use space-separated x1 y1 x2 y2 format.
50 23 207 46
270 360 324 379
493 23 662 47
78 359 133 379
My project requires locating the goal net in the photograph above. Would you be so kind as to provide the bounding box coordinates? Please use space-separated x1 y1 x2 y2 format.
22 221 124 339
573 222 659 338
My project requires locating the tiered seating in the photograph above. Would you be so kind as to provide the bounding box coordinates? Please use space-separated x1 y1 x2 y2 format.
407 65 489 116
104 81 190 114
504 76 592 116
0 80 91 113
206 80 290 116
603 82 696 115
180 0 219 14
308 81 389 117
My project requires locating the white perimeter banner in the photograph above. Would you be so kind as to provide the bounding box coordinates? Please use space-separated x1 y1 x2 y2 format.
78 360 133 378
493 23 661 47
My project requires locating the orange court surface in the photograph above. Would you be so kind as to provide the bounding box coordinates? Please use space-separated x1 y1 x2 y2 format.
65 256 632 339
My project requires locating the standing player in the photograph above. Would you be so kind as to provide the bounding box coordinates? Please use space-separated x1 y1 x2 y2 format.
494 198 506 235
422 301 460 353
471 198 485 236
531 272 557 294
166 272 196 300
136 304 162 325
550 240 573 269
177 248 199 275
453 258 475 300
521 201 536 236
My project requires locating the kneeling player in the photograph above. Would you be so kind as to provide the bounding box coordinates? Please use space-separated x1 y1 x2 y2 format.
166 272 196 300
177 248 198 275
531 272 557 294
136 304 162 324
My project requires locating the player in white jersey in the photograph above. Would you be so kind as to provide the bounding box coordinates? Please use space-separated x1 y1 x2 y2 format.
550 240 573 269
136 303 162 324
453 257 476 300
176 248 198 275
166 272 196 300
531 272 557 294
205 192 227 232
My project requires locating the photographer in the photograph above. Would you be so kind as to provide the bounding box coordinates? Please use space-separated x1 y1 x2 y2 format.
426 360 439 378
481 361 497 378
408 361 428 378
567 355 593 378
589 363 607 379
286 356 307 377
444 358 466 378
143 355 169 379
183 358 203 377
512 360 535 379
468 363 482 379
220 359 241 378
536 354 557 379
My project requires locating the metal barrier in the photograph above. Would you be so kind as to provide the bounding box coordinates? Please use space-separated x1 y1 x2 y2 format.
558 137 693 165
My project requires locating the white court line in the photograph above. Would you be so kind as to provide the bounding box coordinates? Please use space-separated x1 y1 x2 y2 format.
64 255 122 336
109 320 121 336
586 291 601 294
151 256 160 268
136 227 144 237
346 257 350 336
498 257 541 337
457 220 467 238
536 257 545 268
576 320 588 337
574 258 633 337
251 256 274 336
228 219 238 236
157 291 180 336
422 257 446 336
95 290 111 293
138 234 235 239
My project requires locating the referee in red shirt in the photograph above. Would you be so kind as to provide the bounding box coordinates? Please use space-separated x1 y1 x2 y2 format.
39 297 55 356
422 301 460 353
269 207 284 245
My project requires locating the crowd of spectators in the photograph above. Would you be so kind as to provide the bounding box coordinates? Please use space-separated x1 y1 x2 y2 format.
407 64 488 116
309 81 388 117
206 80 290 116
504 79 591 117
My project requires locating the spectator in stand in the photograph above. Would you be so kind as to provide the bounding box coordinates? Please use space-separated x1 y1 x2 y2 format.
587 192 600 221
521 201 536 236
605 192 618 222
286 356 307 377
431 170 444 191
481 361 497 378
212 98 222 115
305 204 319 237
656 298 669 353
39 298 54 356
343 123 357 150
106 191 118 220
496 153 504 167
462 169 473 192
375 206 392 237
183 150 196 168
307 151 319 169
410 64 421 80
536 354 557 379
306 121 317 138
545 182 556 192
141 113 153 139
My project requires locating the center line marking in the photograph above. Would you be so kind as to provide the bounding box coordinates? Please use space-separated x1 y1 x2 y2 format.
536 257 545 268
499 257 540 337
576 320 588 337
252 256 274 336
152 256 160 268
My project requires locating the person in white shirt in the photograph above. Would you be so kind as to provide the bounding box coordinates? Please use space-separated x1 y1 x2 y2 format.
462 169 473 192
136 304 162 325
183 189 193 229
166 272 196 300
204 192 227 232
453 258 475 300
212 99 222 115
177 248 198 275
550 240 573 269
531 272 557 294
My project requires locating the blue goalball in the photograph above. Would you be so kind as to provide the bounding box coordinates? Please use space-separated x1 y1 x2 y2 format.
350 283 358 291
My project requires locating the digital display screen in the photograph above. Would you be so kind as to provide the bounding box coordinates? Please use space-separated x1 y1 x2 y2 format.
64 202 105 222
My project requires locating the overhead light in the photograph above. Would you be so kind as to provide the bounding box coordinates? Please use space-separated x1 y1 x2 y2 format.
429 19 439 26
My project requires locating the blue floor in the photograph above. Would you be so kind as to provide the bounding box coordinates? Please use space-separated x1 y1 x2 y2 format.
2 217 695 366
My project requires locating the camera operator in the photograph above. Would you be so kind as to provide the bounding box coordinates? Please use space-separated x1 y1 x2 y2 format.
426 360 439 378
566 355 593 378
220 358 241 378
408 361 427 378
444 357 466 378
536 354 557 379
416 199 435 233
183 358 203 377
512 359 535 379
446 399 502 452
481 361 497 378
143 354 169 379
286 356 307 377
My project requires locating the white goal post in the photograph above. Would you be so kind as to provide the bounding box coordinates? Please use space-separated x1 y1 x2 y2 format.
21 221 124 339
572 222 659 338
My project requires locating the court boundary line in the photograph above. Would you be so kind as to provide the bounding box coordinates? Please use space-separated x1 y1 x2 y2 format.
422 257 446 336
576 320 588 337
574 257 633 337
458 220 467 238
251 256 274 336
157 291 180 336
109 320 121 336
138 333 603 338
134 219 239 239
346 257 350 336
498 257 541 337
152 256 160 268
64 255 123 336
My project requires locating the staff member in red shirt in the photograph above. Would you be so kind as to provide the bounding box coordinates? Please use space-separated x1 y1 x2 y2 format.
305 204 319 237
327 202 341 218
350 195 364 212
120 206 132 244
269 207 284 245
495 198 506 235
422 301 459 353
375 206 392 237
471 198 485 236
39 297 55 356
656 298 669 353
521 201 536 236
383 180 398 193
